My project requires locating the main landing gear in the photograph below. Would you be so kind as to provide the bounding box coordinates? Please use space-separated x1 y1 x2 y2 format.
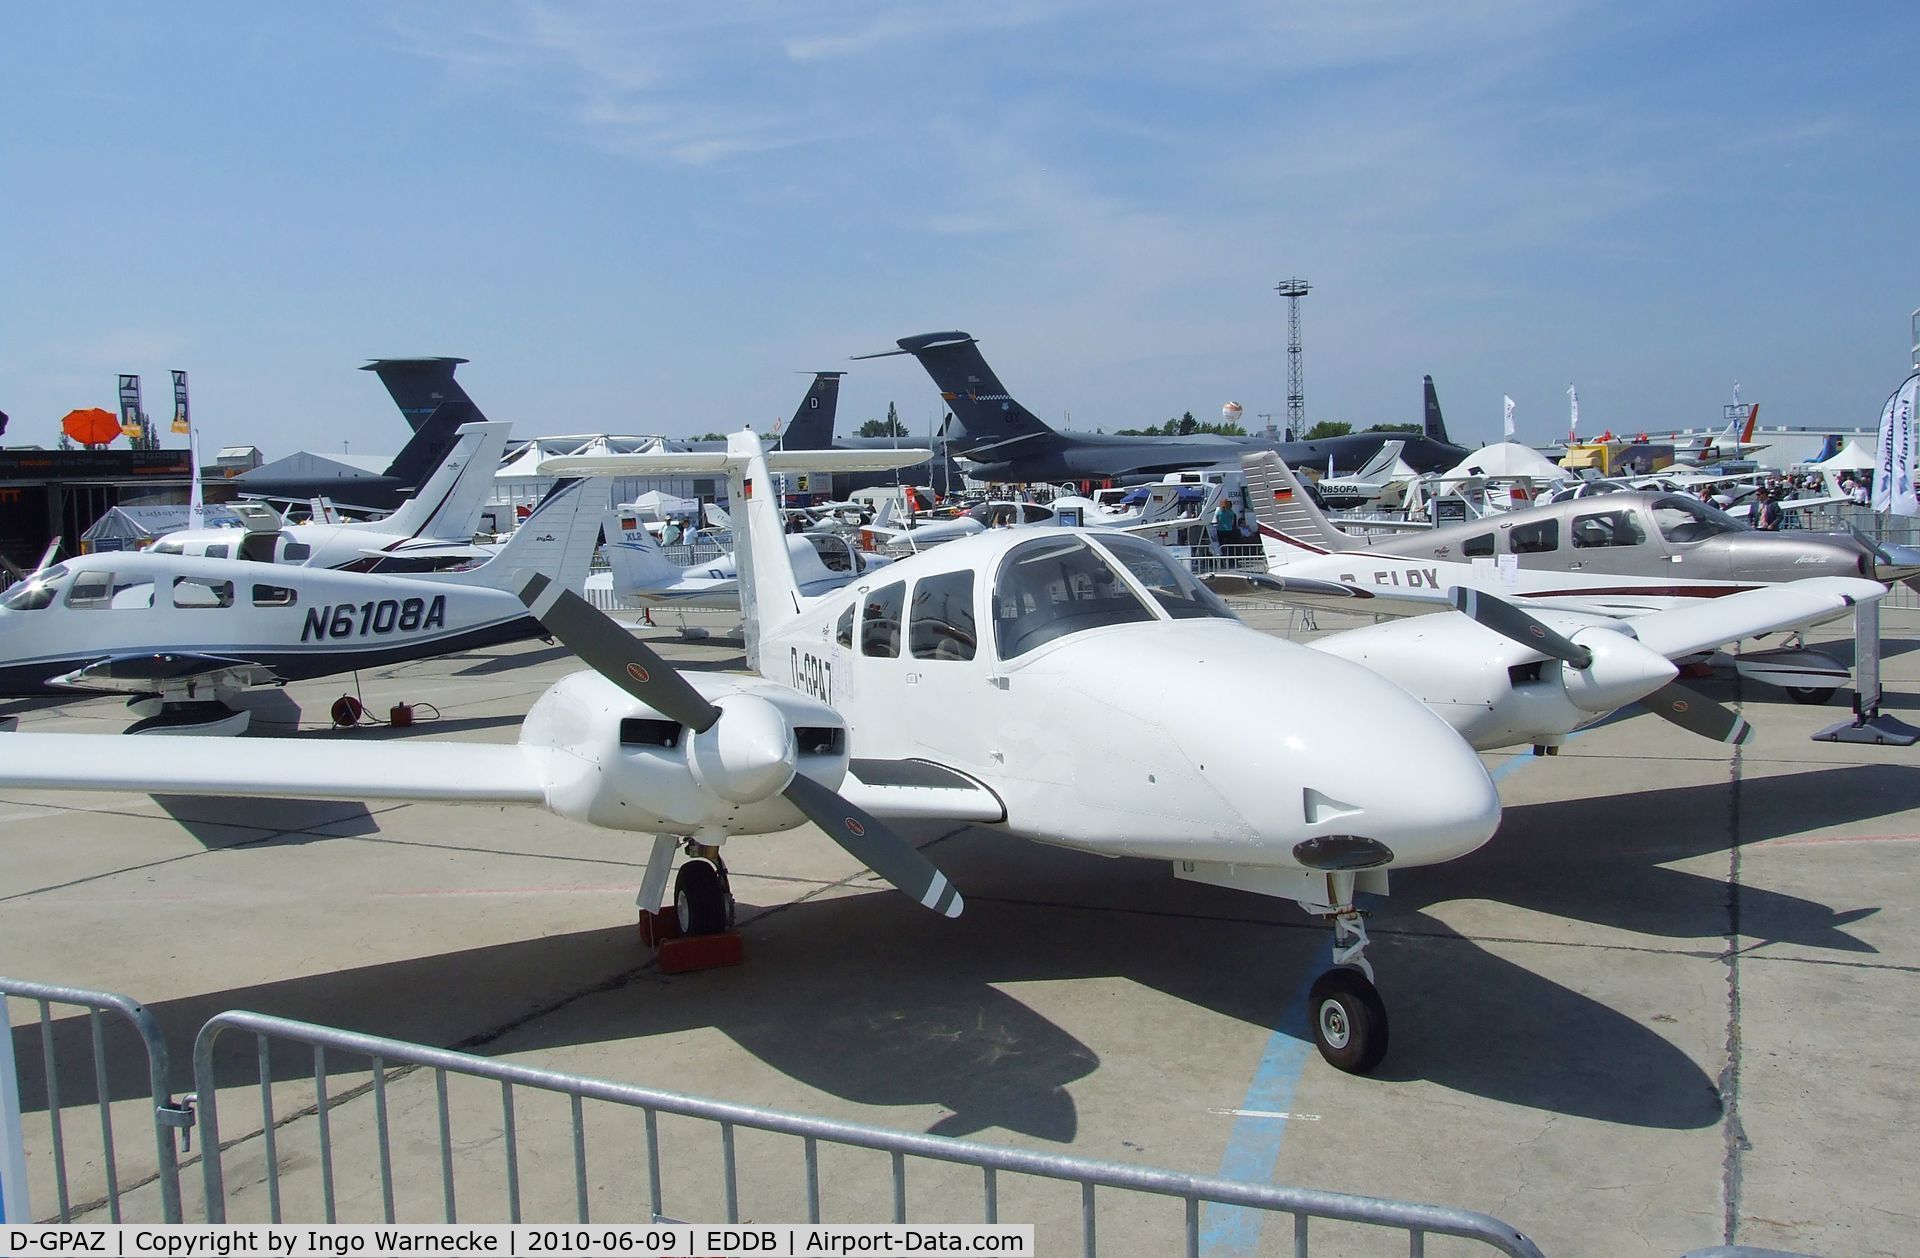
1306 893 1389 1075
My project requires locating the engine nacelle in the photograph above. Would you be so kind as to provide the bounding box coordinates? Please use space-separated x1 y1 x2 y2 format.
519 670 847 836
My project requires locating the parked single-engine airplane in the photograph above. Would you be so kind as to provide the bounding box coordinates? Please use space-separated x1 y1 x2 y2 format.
0 434 1504 1074
588 508 894 610
0 477 605 733
152 421 511 572
1227 452 1890 708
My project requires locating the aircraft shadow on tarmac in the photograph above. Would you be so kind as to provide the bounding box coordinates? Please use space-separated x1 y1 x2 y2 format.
14 765 1899 1136
453 644 578 677
148 795 384 849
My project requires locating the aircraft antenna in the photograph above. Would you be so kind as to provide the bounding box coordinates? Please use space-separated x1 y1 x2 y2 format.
1275 278 1312 440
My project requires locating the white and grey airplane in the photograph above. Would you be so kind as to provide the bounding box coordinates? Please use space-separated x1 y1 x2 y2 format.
151 421 511 572
587 508 894 611
0 434 1507 1075
0 477 605 733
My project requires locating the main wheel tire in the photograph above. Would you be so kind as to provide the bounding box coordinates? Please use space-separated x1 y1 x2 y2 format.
1785 686 1836 705
1308 968 1389 1075
674 861 730 936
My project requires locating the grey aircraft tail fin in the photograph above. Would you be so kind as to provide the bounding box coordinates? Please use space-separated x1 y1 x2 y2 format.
1423 376 1452 445
1240 451 1360 559
362 358 487 490
776 372 846 451
858 332 1056 453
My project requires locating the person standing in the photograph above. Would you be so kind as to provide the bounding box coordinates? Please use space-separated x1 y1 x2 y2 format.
1213 497 1239 556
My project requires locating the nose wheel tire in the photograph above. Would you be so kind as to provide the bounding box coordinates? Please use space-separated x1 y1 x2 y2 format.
1784 686 1836 705
674 859 734 936
1308 967 1389 1074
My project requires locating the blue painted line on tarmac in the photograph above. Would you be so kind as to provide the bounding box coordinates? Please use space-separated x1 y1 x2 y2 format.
1200 746 1562 1253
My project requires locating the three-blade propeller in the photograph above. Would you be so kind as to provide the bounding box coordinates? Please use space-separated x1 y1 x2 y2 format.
517 574 963 918
1448 586 1753 744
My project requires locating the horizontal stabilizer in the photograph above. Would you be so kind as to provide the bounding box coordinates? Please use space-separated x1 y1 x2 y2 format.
0 733 550 804
541 448 932 477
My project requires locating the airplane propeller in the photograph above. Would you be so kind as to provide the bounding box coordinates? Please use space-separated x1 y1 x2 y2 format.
517 574 963 918
1447 586 1754 744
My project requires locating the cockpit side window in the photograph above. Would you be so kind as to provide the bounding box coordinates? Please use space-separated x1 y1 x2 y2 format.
1571 509 1647 549
835 605 853 648
993 536 1154 661
860 581 905 658
65 571 116 609
1509 519 1558 554
808 534 854 573
909 571 977 661
1089 535 1236 621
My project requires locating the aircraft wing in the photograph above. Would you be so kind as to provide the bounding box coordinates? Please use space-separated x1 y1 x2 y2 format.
49 653 282 694
0 732 550 804
840 758 1006 823
540 449 931 477
1622 576 1884 660
1203 571 1451 616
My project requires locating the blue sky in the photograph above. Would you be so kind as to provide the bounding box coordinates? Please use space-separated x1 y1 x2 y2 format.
3 3 1915 462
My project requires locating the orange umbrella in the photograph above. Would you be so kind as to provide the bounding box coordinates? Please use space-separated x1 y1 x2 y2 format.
61 407 121 447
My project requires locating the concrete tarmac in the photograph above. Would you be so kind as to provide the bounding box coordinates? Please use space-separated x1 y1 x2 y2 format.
3 603 1916 1255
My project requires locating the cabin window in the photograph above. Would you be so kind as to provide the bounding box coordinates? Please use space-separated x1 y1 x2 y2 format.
860 581 905 658
108 579 155 609
149 541 184 556
993 536 1154 661
909 571 977 661
835 605 853 648
64 571 116 609
204 544 230 560
1462 534 1495 558
252 583 297 607
1651 495 1741 544
808 535 855 573
0 564 67 611
1091 534 1235 621
283 542 312 562
1571 510 1647 549
1509 519 1558 554
172 576 235 608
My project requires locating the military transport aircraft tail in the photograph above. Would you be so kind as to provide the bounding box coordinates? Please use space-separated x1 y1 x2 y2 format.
363 357 490 491
1423 375 1453 446
856 332 1057 457
775 372 846 451
1241 451 1363 561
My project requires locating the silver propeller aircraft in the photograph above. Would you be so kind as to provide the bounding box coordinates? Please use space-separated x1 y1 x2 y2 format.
589 508 893 611
0 477 604 733
1247 452 1904 703
0 434 1505 1074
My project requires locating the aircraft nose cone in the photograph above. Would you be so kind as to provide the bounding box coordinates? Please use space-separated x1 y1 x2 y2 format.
687 693 797 805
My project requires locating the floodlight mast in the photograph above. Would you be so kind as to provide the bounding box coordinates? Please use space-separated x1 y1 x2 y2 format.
1276 278 1312 440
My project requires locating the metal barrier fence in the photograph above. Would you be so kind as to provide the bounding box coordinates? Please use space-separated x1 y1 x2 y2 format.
190 1010 1543 1255
0 978 189 1223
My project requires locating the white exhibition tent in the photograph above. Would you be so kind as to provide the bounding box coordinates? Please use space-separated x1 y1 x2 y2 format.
1801 438 1877 471
1436 441 1566 481
625 489 700 521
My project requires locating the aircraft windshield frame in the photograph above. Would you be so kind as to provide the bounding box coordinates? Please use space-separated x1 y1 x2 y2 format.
1086 534 1238 621
991 535 1155 661
1650 494 1744 543
0 563 69 612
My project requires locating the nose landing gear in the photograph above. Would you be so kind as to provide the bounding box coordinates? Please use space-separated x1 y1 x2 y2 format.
1307 894 1389 1074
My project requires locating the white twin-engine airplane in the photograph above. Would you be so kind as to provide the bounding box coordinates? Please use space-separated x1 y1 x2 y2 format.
1214 452 1885 752
0 434 1507 1074
0 477 605 733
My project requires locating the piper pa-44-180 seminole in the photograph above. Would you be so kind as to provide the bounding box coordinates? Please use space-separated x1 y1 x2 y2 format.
0 434 1511 1074
0 476 605 733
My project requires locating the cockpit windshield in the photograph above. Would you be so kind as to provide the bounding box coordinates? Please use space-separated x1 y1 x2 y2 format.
1649 494 1743 544
806 533 857 573
1089 535 1237 621
0 563 68 612
993 536 1153 660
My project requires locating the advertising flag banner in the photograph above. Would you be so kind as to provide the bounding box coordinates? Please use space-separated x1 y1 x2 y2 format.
172 369 191 434
118 374 144 440
1503 395 1516 439
1873 371 1919 516
1567 384 1580 441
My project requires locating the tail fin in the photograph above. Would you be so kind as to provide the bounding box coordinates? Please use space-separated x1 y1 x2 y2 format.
374 421 512 542
601 508 684 599
703 501 733 531
362 358 486 489
1240 452 1360 560
727 432 805 671
1740 403 1760 445
1348 439 1405 484
470 477 608 596
859 332 1055 454
1422 376 1452 444
775 372 845 451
